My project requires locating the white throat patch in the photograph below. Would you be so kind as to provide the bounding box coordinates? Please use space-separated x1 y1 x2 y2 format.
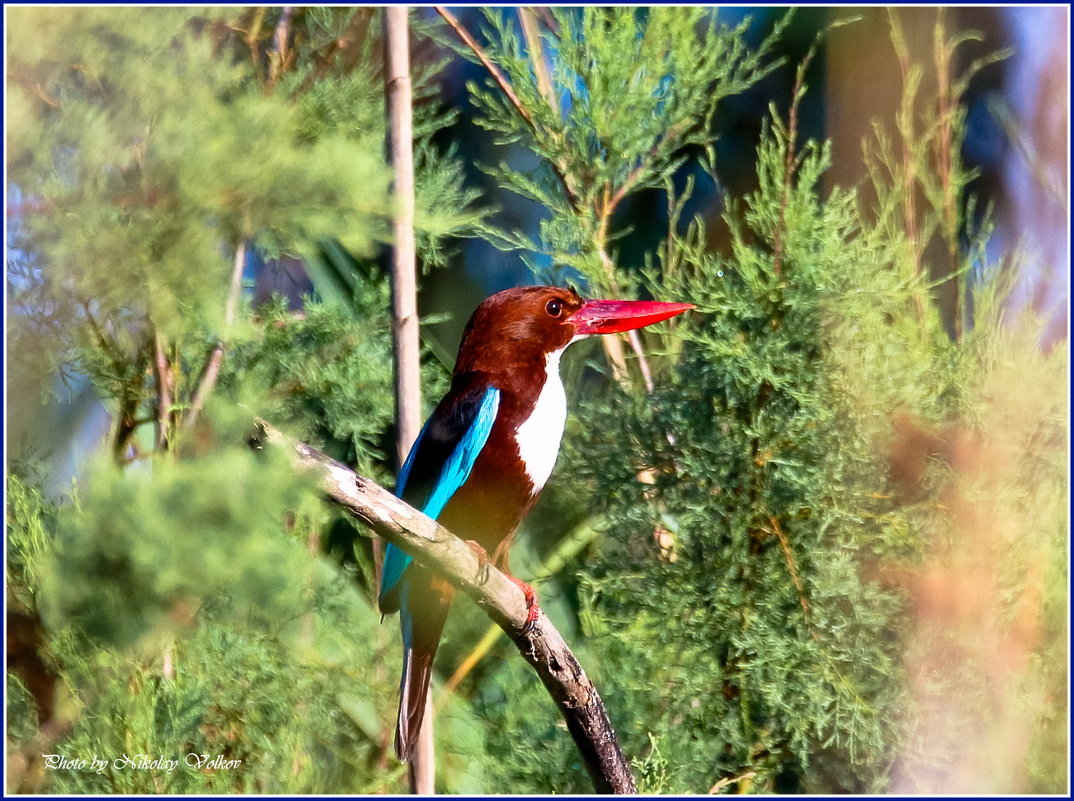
513 347 569 494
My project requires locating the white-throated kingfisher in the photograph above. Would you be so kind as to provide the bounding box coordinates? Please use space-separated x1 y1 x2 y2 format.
378 285 693 761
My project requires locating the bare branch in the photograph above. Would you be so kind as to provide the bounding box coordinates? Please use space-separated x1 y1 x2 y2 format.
184 239 247 432
625 329 654 393
273 6 294 55
244 7 267 81
267 6 295 88
435 6 534 128
250 420 637 794
152 327 173 451
10 71 62 109
185 344 223 431
519 8 555 112
600 334 632 388
708 769 757 794
437 515 604 706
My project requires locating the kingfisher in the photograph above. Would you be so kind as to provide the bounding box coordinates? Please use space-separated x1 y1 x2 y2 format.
378 285 693 761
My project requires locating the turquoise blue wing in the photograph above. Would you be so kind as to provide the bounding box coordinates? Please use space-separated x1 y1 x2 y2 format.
378 384 500 615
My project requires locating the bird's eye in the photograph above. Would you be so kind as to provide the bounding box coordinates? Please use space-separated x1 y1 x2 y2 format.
545 298 564 318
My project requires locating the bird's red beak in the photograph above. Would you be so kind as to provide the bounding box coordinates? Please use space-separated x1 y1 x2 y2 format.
571 298 695 335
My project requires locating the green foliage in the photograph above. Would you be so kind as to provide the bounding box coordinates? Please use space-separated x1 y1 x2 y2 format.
6 5 475 461
40 446 316 648
6 471 54 605
283 8 490 269
7 8 390 341
557 117 906 793
227 283 450 483
39 560 404 794
882 282 1068 793
8 420 421 792
450 7 787 284
493 12 1059 793
633 734 674 794
5 7 464 794
235 292 397 480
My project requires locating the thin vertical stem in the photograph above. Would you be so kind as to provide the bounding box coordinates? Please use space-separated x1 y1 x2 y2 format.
385 7 422 463
184 239 246 432
888 10 926 324
385 6 432 793
933 9 962 340
245 7 267 79
519 8 554 110
152 327 173 452
625 329 654 392
268 6 295 88
162 647 174 680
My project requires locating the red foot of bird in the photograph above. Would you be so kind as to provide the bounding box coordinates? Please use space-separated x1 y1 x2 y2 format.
508 576 541 635
463 541 539 633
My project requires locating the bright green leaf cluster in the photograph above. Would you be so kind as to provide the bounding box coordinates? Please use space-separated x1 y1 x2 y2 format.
456 8 786 285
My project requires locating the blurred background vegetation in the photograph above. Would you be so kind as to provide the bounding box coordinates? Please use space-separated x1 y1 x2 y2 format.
5 6 1068 794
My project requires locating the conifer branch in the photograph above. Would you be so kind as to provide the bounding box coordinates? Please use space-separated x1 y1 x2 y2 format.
250 419 637 795
887 10 926 324
772 36 819 279
932 9 961 341
606 118 691 216
435 6 581 213
766 515 815 633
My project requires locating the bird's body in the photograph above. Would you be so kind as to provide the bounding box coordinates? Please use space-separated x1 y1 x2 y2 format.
379 286 692 761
